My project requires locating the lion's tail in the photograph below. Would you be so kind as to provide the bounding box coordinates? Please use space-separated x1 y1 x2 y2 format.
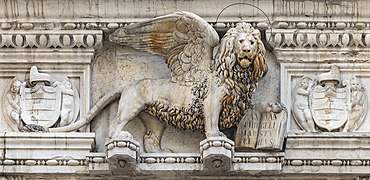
48 90 122 132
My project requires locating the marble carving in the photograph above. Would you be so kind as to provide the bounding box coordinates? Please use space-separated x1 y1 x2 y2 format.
292 65 367 132
1 0 370 177
2 66 80 131
235 102 287 151
47 11 268 153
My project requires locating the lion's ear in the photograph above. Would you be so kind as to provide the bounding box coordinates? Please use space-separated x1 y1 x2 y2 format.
258 39 266 55
252 29 261 39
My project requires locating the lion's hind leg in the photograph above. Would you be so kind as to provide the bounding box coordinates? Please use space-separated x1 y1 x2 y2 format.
138 112 172 153
109 81 151 139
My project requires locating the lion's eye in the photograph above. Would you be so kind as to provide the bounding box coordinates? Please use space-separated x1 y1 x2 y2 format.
239 39 244 43
250 41 254 45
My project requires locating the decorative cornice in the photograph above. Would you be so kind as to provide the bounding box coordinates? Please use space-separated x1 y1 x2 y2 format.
233 152 285 164
272 21 370 30
285 159 370 166
139 153 201 164
268 29 370 48
86 153 107 164
0 21 269 32
0 21 123 31
266 28 370 63
2 20 370 31
0 158 87 166
0 30 102 49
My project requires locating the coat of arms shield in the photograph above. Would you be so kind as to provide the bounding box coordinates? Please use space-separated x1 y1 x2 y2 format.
20 84 62 128
310 85 351 131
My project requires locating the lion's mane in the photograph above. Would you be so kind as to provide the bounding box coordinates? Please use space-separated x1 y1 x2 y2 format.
213 23 267 129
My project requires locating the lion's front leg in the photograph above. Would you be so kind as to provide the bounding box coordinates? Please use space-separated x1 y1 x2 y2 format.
203 85 226 138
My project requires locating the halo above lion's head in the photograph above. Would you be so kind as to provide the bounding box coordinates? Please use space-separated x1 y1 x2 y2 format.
214 22 267 84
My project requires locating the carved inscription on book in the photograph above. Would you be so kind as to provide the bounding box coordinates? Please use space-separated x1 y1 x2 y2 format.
235 102 287 151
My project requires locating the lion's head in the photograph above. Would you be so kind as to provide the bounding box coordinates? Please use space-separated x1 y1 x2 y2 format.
214 23 267 84
213 23 268 129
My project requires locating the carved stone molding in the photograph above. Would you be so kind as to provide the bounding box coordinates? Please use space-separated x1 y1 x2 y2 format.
86 153 109 174
0 21 269 32
285 159 370 167
0 29 102 65
137 153 202 172
284 132 370 174
0 30 102 49
0 132 95 174
232 152 284 173
272 21 369 30
0 22 120 31
267 28 370 63
139 153 201 164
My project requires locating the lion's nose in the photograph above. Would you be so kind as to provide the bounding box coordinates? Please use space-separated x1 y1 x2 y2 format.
242 45 251 52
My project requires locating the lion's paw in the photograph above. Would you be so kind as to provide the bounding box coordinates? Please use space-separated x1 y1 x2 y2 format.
110 131 133 140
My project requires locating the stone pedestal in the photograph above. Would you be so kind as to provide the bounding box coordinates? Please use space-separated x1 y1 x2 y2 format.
200 137 234 172
106 138 140 175
285 132 370 174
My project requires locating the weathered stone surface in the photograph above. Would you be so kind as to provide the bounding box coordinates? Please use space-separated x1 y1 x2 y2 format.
1 0 370 179
200 137 234 172
106 138 140 175
285 132 370 174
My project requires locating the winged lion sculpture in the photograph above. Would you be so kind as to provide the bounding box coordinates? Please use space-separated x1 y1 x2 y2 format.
48 11 268 152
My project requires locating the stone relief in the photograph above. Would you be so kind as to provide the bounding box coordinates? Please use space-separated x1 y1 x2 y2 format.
292 65 368 132
235 102 287 151
48 11 268 153
292 77 317 132
1 0 370 177
2 66 80 131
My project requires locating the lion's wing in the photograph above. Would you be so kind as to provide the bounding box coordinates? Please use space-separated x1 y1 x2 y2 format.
109 11 219 85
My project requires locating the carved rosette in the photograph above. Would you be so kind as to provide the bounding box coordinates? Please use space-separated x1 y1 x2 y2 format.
292 65 367 132
2 66 80 132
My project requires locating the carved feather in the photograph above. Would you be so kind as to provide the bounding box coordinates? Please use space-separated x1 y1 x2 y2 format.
109 11 219 86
